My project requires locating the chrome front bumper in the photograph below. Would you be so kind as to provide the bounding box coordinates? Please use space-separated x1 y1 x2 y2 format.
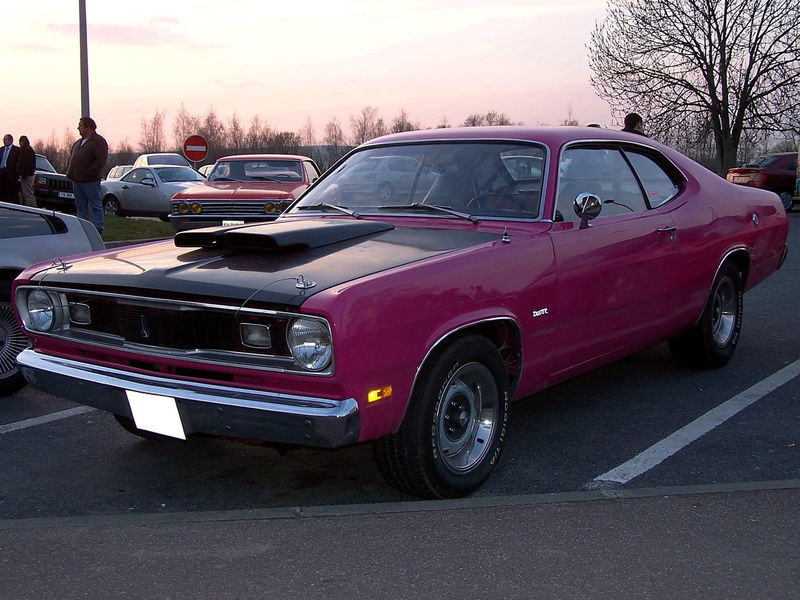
17 349 360 448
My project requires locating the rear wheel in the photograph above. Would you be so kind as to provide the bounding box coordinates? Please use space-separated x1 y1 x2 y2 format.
0 301 28 396
668 262 743 368
374 335 510 498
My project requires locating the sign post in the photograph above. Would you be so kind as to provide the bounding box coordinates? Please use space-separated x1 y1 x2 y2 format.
183 135 209 165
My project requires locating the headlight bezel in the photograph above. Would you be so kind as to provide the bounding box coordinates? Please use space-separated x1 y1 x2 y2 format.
286 317 333 372
17 288 69 333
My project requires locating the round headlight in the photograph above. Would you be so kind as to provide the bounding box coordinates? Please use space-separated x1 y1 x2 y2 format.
278 201 290 212
177 202 189 214
265 202 276 214
190 202 202 214
287 318 332 371
27 289 57 332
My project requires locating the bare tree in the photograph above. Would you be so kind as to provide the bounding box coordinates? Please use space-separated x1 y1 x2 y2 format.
589 0 800 173
197 108 226 163
245 115 271 151
173 103 200 149
350 106 387 145
461 111 515 127
322 117 349 169
139 111 166 153
226 113 245 156
560 106 580 126
391 109 419 133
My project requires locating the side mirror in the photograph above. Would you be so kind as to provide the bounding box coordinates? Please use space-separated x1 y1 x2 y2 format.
573 193 602 229
141 177 156 187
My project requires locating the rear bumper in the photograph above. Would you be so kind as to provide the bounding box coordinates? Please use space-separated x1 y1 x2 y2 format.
17 349 360 448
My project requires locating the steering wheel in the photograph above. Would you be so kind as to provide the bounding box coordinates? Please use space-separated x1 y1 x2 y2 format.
466 192 527 211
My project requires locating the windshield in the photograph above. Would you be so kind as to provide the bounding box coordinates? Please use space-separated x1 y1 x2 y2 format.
155 166 205 182
746 155 781 168
35 156 57 173
291 142 546 219
209 159 304 183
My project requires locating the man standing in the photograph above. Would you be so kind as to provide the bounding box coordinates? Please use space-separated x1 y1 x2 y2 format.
621 112 647 136
66 116 108 234
0 134 21 203
17 136 37 207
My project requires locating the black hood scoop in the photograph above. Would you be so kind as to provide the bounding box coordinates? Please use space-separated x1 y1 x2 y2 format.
175 219 395 250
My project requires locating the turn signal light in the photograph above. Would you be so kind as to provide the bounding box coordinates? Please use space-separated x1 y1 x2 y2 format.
367 386 393 403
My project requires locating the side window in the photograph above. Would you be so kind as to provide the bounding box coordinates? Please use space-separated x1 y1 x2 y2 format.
304 161 320 182
123 168 150 184
624 151 680 208
0 207 57 239
556 147 647 222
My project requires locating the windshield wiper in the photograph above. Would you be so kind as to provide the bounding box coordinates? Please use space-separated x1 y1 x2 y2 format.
297 203 360 218
378 203 476 222
250 176 282 182
210 177 239 182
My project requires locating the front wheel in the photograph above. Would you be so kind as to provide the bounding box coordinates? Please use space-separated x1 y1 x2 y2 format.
668 262 743 368
0 301 28 396
779 192 794 212
374 335 510 498
103 195 122 216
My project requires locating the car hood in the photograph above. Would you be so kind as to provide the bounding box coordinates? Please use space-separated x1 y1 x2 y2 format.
25 219 501 307
173 181 296 200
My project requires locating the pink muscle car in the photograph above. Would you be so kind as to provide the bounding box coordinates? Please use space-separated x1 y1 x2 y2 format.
12 127 789 498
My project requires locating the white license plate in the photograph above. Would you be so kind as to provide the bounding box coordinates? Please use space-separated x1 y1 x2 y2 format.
222 219 245 226
733 176 749 183
125 390 186 439
58 191 75 199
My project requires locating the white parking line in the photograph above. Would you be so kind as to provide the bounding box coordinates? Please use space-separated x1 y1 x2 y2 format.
0 406 96 435
593 357 800 485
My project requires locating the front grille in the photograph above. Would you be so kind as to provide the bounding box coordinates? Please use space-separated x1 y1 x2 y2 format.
172 199 285 216
48 178 73 192
66 292 292 356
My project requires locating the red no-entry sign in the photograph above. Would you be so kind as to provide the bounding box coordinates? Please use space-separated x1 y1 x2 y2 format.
183 135 208 162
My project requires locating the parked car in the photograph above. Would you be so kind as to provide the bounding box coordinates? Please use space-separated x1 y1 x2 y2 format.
32 154 74 210
12 127 788 498
101 165 205 218
0 201 103 395
336 155 437 204
726 151 797 211
104 165 133 181
169 154 320 231
132 153 192 168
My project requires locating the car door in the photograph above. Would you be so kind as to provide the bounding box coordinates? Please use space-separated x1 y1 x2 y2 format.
549 144 682 379
121 168 163 214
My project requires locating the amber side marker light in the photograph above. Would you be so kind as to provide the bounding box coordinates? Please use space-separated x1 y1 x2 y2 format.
368 386 393 403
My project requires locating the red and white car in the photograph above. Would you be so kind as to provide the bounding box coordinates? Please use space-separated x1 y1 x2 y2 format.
169 154 321 231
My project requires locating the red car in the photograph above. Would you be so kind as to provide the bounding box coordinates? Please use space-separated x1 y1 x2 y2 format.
169 154 321 231
726 151 797 212
12 127 788 498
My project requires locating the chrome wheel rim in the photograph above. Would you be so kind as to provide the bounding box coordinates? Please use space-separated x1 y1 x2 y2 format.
104 199 119 215
711 276 737 347
0 302 26 380
435 362 499 472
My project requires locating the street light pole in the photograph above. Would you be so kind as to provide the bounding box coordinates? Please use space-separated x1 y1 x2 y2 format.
79 0 90 117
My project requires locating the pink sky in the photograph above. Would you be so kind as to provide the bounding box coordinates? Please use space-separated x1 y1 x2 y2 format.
2 0 613 150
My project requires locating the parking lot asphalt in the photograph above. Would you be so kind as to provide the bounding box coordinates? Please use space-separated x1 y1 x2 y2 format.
2 480 798 599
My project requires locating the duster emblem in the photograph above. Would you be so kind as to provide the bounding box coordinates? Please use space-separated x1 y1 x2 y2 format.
295 275 316 290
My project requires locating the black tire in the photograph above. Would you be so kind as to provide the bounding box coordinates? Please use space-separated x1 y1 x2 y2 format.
374 335 510 498
377 183 393 202
114 414 177 441
0 301 28 396
779 192 794 212
668 262 743 369
103 195 122 216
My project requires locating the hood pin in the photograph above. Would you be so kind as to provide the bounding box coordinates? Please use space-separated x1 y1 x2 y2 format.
295 275 317 290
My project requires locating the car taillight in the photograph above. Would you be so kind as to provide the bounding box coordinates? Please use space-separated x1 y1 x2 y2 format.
751 173 768 185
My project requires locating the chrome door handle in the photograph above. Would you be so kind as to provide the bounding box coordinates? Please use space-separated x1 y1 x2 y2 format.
656 226 677 233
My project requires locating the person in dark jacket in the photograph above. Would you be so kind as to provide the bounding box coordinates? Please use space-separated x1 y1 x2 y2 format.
17 135 37 207
0 133 21 203
66 116 109 234
621 112 647 136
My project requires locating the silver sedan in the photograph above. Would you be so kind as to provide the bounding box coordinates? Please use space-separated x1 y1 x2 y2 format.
101 165 204 219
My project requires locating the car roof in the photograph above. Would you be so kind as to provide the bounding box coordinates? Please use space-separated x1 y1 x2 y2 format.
216 154 311 162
